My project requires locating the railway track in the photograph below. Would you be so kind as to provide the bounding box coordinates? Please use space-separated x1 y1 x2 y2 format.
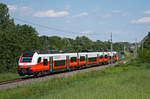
0 78 23 85
0 59 130 91
0 76 34 86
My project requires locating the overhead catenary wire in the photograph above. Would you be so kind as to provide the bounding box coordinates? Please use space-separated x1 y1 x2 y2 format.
13 17 77 35
12 17 104 36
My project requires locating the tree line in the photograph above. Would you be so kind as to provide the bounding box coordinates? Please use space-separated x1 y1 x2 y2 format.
138 32 150 63
0 3 133 73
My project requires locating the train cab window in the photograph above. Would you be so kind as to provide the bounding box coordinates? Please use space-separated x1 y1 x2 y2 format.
37 57 41 63
80 56 85 61
21 52 35 62
100 55 103 59
105 55 108 58
71 57 77 62
21 57 32 62
43 59 48 66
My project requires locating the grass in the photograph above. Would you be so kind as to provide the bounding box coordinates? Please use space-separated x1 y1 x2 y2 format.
0 72 20 82
0 60 150 99
120 51 134 60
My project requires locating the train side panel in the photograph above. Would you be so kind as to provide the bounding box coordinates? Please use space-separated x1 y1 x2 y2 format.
18 51 118 76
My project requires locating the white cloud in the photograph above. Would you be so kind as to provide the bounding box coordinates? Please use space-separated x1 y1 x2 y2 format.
98 21 108 25
20 6 32 12
102 14 112 18
8 5 17 11
65 5 72 10
144 10 150 14
92 7 100 13
147 26 150 29
66 20 71 23
81 30 92 34
34 10 69 18
19 6 33 15
72 12 88 18
132 17 150 23
122 13 128 17
7 5 33 16
112 10 121 14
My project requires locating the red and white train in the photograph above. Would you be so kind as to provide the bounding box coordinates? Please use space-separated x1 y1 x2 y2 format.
18 50 118 76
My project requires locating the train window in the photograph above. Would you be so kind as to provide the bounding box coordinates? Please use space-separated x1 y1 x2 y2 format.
21 57 32 62
105 55 108 58
109 56 112 59
43 59 48 66
88 57 97 62
55 60 65 66
80 56 85 61
37 57 41 63
100 55 103 59
71 57 77 62
22 52 34 57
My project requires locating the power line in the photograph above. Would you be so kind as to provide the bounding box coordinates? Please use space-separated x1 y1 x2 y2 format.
12 17 109 40
13 17 77 35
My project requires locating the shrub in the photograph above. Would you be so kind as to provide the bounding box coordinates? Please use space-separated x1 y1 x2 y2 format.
138 49 150 63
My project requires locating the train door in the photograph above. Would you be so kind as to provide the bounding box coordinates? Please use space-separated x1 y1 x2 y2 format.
49 57 53 72
66 56 70 70
97 54 99 64
86 54 88 66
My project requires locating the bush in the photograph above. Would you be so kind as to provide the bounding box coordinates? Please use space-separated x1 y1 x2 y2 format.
138 49 150 63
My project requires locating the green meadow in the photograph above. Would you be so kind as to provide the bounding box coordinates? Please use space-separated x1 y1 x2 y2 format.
0 73 20 82
0 60 150 99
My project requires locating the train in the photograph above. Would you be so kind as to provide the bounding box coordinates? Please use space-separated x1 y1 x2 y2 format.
18 50 118 76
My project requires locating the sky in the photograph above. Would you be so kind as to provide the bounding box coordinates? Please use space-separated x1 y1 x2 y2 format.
1 0 150 42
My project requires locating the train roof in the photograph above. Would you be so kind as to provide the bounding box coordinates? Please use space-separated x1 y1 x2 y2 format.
23 50 116 56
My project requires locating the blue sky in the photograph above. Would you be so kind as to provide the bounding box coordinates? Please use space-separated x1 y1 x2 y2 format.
1 0 150 42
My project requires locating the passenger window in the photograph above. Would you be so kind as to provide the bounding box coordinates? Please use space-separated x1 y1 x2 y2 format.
80 56 85 61
43 59 48 66
100 56 103 59
54 60 65 66
109 56 112 59
88 57 97 62
71 57 77 62
37 57 41 63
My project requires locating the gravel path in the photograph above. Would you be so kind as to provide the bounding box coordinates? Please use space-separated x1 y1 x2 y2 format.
0 60 127 91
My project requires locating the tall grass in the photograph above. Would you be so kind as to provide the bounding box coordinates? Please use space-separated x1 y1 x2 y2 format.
0 72 20 82
138 49 150 63
0 61 150 99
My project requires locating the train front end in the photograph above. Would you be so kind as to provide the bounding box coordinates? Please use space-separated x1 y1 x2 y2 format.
18 51 38 76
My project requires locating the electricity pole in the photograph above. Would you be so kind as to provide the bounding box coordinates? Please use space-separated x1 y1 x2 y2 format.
110 32 113 64
141 40 144 52
124 44 126 53
134 38 137 59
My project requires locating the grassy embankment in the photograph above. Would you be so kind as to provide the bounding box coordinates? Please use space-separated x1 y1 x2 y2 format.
0 58 150 99
0 72 20 82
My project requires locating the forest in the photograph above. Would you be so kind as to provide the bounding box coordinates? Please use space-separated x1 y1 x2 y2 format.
0 3 133 73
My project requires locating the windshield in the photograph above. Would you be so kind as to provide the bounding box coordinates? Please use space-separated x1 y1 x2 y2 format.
21 52 34 62
21 57 32 62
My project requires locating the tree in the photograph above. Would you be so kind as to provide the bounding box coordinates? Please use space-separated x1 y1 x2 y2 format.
0 3 15 32
143 32 150 50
